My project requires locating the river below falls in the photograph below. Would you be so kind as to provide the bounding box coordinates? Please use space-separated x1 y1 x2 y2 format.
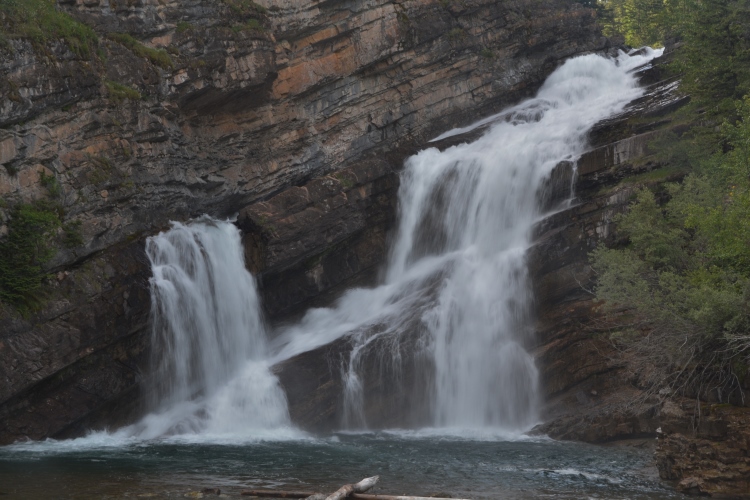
0 433 679 499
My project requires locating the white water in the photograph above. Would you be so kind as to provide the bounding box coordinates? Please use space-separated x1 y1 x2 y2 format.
273 48 663 431
5 49 663 450
124 217 294 440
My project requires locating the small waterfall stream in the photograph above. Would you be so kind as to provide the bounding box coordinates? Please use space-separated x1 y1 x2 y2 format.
133 49 661 438
130 218 292 440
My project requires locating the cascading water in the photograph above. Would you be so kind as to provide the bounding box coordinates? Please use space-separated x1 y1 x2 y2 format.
128 217 292 440
104 48 661 440
274 48 663 432
0 47 683 500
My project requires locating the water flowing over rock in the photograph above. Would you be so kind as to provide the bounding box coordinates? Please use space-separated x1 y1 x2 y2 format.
127 218 292 440
0 0 609 444
44 49 662 443
273 49 662 433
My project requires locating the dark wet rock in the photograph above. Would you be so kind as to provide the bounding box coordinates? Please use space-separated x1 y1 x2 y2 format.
0 0 608 443
527 51 750 498
237 159 398 319
274 319 436 433
0 239 151 444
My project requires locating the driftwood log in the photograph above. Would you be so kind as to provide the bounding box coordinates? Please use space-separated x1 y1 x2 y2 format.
239 476 469 500
352 495 471 500
323 476 380 500
242 491 317 498
241 493 468 500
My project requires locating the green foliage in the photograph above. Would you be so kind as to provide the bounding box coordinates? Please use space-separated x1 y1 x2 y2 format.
333 172 355 190
85 154 115 185
0 200 61 310
479 48 495 59
590 1 750 397
4 163 18 176
0 0 98 57
668 0 750 111
447 28 465 41
62 220 83 248
175 21 193 34
108 32 174 69
105 80 141 102
597 0 750 112
232 19 264 33
222 0 267 17
591 101 750 394
596 0 667 47
39 170 61 198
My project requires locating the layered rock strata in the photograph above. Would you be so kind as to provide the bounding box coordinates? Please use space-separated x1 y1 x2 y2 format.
0 0 607 443
529 52 750 497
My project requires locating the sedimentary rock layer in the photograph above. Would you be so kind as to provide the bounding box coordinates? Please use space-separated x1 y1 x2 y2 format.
529 51 750 498
0 0 606 443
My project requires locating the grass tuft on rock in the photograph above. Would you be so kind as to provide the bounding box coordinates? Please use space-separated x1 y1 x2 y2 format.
175 21 193 34
105 80 141 102
0 0 98 57
108 32 174 69
223 0 267 17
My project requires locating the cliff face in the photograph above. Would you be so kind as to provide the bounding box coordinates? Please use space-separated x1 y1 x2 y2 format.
528 54 750 498
268 49 750 497
0 0 607 443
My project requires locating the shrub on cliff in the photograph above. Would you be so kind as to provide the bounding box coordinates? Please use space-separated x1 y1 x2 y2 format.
591 99 750 400
0 200 62 311
0 0 98 57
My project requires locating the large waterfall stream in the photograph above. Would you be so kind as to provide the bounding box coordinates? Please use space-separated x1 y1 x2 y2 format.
271 48 662 431
0 49 679 499
119 48 662 439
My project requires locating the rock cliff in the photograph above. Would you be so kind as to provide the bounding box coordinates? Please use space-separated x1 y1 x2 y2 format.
2 2 747 496
0 0 607 443
269 46 750 497
528 51 750 498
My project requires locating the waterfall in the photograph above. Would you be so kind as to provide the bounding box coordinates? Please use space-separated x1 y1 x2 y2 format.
132 48 661 439
275 48 663 432
130 217 292 440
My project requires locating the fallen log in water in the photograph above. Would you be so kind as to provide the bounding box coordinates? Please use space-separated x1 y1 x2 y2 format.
352 495 471 500
239 475 470 500
240 493 467 500
324 476 380 500
241 490 316 498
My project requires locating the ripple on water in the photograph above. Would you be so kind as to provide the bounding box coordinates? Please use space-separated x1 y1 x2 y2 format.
0 434 679 499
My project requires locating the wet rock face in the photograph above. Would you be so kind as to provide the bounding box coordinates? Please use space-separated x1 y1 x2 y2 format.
527 51 750 498
0 0 606 442
237 158 398 319
0 239 151 443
